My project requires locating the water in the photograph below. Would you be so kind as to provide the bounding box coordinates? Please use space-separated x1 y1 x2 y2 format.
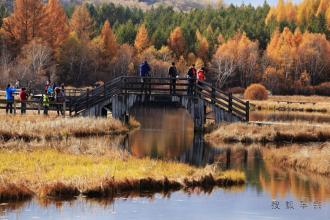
2 105 330 220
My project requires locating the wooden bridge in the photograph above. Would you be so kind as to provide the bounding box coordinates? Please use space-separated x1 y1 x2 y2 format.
0 77 249 130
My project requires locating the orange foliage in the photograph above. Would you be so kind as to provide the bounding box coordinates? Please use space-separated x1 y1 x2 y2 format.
44 0 69 48
168 27 186 57
196 30 209 62
266 0 330 25
134 24 149 52
244 84 268 100
2 0 46 47
99 20 118 59
70 5 95 41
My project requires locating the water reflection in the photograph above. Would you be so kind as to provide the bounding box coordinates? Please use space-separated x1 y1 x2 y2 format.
124 105 330 203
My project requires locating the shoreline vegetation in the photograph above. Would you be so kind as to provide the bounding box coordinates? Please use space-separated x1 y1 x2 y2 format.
249 96 330 113
262 144 330 176
0 147 245 202
0 115 140 142
205 122 330 145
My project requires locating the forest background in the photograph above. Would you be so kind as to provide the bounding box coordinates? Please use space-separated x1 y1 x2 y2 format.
0 0 329 95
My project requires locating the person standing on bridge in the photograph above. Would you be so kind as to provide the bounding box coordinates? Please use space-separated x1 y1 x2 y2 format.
139 60 151 94
168 62 178 95
187 64 197 96
197 67 206 96
5 84 16 114
19 87 28 114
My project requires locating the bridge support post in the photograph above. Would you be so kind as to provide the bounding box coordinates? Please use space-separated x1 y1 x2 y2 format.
192 98 205 131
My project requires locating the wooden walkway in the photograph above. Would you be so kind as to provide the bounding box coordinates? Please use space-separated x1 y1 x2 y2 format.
0 77 250 129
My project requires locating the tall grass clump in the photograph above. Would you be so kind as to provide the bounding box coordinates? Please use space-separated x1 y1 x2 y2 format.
0 115 129 141
244 83 268 100
0 148 245 201
206 122 330 145
262 144 330 176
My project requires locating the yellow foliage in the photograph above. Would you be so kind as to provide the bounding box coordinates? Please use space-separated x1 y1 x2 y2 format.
134 24 149 52
168 27 186 57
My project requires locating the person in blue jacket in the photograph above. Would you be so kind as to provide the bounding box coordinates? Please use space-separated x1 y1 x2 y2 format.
139 60 151 94
5 84 16 114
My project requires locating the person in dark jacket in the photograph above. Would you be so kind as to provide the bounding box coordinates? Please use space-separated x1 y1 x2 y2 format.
187 64 197 95
139 60 151 94
168 62 178 94
55 87 65 116
5 84 16 114
19 87 28 114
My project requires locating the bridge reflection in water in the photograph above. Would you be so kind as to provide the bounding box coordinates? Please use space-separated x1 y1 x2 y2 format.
120 104 330 203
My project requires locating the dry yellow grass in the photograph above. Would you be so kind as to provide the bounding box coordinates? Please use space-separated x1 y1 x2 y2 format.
0 148 245 201
262 143 330 176
0 115 131 141
250 95 330 113
205 122 330 144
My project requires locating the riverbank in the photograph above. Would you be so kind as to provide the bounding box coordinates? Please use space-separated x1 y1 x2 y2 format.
0 147 245 202
205 122 330 145
0 115 139 142
262 143 330 176
249 95 330 113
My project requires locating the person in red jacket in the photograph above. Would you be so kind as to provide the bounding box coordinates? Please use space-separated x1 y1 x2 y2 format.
19 87 28 114
197 67 206 95
197 67 206 81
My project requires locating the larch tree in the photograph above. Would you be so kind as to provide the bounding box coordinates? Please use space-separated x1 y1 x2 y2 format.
196 30 209 62
44 0 69 49
70 5 95 41
2 0 46 48
98 20 118 60
134 24 149 53
296 32 330 85
168 27 186 58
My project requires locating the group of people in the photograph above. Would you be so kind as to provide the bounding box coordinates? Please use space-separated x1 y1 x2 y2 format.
42 81 66 115
139 60 206 95
4 81 66 116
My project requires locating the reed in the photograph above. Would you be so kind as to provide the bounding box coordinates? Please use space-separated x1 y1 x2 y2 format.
0 148 245 202
250 95 330 113
0 115 132 142
205 122 330 145
262 143 330 176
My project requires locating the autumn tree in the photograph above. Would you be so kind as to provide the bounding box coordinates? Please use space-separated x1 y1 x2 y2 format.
44 0 69 49
70 5 95 41
2 0 46 48
196 30 209 62
210 33 259 88
134 24 149 53
168 27 186 58
296 32 330 85
56 32 94 85
98 20 118 60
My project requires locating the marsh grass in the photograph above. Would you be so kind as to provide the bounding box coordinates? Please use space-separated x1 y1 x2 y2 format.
262 143 330 176
0 115 131 142
0 148 245 202
250 95 330 113
206 122 330 145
